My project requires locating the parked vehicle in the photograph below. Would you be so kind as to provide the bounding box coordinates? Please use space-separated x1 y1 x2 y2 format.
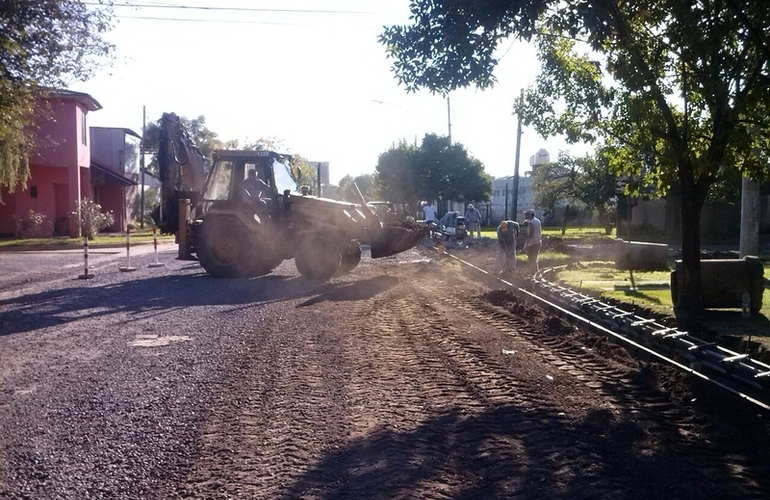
152 112 428 280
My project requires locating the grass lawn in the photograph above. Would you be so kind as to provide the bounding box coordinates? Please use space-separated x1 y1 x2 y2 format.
0 229 175 248
480 225 617 241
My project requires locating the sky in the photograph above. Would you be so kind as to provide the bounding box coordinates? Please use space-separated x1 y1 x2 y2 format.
81 0 590 185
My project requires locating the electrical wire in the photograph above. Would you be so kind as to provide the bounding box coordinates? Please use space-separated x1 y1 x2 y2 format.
84 1 393 15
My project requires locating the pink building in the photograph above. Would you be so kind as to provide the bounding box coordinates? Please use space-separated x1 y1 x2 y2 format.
0 90 138 238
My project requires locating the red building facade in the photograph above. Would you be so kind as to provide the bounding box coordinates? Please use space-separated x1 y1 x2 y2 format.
0 90 138 238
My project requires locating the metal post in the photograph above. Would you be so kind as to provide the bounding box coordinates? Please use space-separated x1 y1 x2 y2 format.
149 226 165 268
119 227 137 272
140 106 146 228
78 235 94 279
504 183 509 220
446 95 452 143
512 94 523 220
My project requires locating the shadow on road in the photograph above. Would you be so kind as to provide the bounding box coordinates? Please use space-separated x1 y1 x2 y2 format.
277 392 768 499
0 272 399 337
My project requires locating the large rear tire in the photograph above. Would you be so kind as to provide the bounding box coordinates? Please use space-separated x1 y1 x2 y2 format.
295 237 341 281
197 218 253 278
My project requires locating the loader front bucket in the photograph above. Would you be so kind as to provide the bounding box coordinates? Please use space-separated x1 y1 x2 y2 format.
348 181 429 258
369 224 430 259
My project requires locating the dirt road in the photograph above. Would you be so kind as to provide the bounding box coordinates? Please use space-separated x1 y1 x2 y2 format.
0 245 768 499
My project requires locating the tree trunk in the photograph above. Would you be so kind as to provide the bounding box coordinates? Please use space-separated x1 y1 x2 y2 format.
674 166 706 327
561 204 569 235
597 205 612 234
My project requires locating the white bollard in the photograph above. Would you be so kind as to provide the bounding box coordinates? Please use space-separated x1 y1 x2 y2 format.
119 227 137 272
78 235 94 279
148 226 165 268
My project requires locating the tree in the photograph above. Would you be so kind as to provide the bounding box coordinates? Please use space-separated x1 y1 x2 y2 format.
0 1 114 198
531 152 579 227
380 0 770 318
375 140 420 208
375 134 493 211
573 149 618 234
531 150 617 232
338 174 378 203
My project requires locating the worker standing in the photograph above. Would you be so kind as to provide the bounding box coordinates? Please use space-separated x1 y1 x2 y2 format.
422 201 437 224
464 204 482 238
522 209 542 272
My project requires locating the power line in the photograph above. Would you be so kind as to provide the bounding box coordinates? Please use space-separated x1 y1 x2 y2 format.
85 2 393 15
114 14 317 26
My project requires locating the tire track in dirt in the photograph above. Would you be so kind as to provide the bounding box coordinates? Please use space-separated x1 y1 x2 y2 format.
170 259 769 499
168 302 355 499
443 283 768 496
279 266 632 498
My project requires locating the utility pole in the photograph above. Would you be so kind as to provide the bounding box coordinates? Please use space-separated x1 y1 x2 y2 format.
446 95 452 143
504 182 509 220
140 106 146 228
512 92 523 220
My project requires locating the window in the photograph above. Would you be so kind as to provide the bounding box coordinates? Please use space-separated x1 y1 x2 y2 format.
80 109 87 145
30 186 37 198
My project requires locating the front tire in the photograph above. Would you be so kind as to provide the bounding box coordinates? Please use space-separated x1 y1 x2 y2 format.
197 218 252 278
295 237 341 281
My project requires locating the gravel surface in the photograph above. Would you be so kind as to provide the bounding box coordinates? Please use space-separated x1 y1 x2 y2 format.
1 241 769 499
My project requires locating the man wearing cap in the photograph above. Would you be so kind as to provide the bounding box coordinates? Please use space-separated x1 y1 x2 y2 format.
522 209 542 272
464 203 482 238
495 219 519 275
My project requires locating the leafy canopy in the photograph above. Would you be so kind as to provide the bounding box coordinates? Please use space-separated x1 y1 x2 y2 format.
381 0 770 313
375 134 493 208
0 1 115 195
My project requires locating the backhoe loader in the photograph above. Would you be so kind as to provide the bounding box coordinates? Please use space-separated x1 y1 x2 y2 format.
152 112 428 279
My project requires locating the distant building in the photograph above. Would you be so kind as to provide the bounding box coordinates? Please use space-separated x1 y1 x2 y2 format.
90 127 142 232
487 172 535 223
529 148 550 166
483 148 550 223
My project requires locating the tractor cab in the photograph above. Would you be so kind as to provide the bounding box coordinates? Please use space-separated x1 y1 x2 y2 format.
200 150 295 214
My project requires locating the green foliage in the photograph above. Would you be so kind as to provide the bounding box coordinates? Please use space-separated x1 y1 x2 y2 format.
288 156 319 191
379 0 546 93
375 134 493 210
380 0 770 313
71 198 115 239
13 209 51 238
375 139 420 205
338 174 378 202
531 152 579 220
238 137 289 152
0 1 114 197
133 186 159 227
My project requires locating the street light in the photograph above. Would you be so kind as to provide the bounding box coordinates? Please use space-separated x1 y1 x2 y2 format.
371 99 415 145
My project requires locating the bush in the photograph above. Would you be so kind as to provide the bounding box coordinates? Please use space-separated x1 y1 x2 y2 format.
71 198 115 239
13 209 51 238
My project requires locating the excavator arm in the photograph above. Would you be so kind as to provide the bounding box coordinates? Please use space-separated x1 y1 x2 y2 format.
153 112 208 234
